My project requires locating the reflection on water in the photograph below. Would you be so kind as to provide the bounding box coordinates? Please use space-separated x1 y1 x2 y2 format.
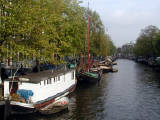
12 59 160 120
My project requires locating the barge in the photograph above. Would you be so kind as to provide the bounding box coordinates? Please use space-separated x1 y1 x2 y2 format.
3 68 76 115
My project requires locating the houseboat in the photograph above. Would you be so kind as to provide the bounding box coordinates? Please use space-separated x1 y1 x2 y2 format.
3 67 76 114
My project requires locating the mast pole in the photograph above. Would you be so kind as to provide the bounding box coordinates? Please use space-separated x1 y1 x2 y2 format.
87 1 90 70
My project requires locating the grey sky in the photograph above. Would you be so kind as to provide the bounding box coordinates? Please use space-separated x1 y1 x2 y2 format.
81 0 160 47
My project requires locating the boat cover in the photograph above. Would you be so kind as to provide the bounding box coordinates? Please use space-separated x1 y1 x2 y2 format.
85 72 98 78
17 89 33 100
70 64 75 69
67 63 75 69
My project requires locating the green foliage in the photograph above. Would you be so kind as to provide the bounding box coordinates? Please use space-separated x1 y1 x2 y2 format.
108 39 117 56
0 0 116 66
83 9 116 56
154 34 160 56
134 25 160 57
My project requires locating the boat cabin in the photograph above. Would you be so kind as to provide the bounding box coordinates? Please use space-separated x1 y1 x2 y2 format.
3 69 76 105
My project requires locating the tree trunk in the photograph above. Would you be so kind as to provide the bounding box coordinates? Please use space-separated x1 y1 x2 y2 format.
36 59 40 72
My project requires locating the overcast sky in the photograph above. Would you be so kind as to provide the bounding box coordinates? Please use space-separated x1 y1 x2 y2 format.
80 0 160 47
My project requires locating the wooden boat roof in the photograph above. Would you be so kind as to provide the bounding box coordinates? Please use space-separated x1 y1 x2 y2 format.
4 69 75 84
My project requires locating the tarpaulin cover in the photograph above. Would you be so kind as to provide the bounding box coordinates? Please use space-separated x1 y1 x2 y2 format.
85 72 98 78
69 64 75 69
67 63 75 69
17 89 33 100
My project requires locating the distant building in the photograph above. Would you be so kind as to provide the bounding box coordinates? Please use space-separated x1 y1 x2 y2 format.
117 42 135 58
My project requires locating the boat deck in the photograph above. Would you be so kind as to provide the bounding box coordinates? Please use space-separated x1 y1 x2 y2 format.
4 69 75 83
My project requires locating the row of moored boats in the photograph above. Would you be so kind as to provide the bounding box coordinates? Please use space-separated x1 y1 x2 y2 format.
0 57 117 119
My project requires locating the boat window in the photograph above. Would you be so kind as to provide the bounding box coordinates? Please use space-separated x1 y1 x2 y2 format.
72 72 74 79
40 81 43 86
50 79 52 84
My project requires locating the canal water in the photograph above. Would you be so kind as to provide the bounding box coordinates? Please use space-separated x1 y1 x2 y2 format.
12 59 160 120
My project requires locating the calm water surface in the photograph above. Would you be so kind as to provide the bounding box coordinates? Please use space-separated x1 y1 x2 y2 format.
13 59 160 120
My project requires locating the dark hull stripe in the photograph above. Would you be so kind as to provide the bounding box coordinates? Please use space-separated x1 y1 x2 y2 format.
11 105 36 115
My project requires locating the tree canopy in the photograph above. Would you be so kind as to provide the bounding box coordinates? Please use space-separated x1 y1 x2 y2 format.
0 0 116 66
134 25 160 57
